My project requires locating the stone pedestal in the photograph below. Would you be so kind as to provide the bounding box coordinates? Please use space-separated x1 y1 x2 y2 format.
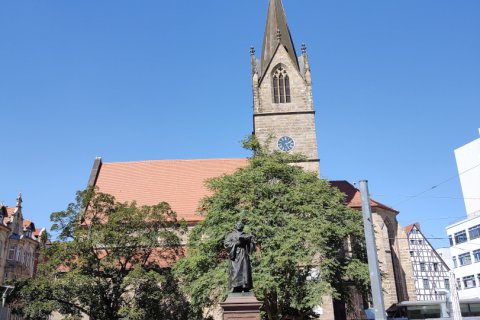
220 292 262 320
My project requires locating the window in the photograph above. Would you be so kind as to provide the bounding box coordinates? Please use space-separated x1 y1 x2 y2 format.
453 256 457 268
16 248 22 261
410 251 415 257
459 252 472 266
454 230 467 244
469 225 480 240
25 252 31 267
272 66 291 104
449 235 453 246
433 263 439 271
8 246 15 260
29 253 34 268
473 249 480 263
410 239 415 245
456 278 462 290
420 262 426 272
423 279 430 289
418 239 424 245
444 279 450 290
463 275 476 289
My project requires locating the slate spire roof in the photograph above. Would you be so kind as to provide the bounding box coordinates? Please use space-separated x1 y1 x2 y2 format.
260 0 299 77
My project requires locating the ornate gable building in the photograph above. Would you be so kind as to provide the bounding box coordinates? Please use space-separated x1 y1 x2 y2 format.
87 0 415 318
0 194 45 284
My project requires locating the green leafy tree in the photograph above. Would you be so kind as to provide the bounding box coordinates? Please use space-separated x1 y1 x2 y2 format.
8 188 204 320
174 138 370 320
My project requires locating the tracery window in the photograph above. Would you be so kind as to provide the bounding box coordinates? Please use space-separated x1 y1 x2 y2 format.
272 65 291 104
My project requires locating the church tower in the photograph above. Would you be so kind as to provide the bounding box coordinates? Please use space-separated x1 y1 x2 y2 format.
251 0 320 173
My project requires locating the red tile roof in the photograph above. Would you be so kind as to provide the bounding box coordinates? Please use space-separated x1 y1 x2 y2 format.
33 228 45 237
405 223 420 234
94 158 249 223
23 219 32 228
329 181 398 213
93 161 397 223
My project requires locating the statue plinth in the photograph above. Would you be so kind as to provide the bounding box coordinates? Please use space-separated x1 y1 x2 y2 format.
220 292 262 320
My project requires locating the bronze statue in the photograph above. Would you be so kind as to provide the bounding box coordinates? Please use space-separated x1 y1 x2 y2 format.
224 222 255 293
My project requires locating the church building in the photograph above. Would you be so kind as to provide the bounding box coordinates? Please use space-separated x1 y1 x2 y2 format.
87 0 415 318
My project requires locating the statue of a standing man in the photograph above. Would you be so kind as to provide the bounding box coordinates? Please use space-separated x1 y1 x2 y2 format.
224 222 256 293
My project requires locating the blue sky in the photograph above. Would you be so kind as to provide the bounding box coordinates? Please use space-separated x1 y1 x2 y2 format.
1 0 479 248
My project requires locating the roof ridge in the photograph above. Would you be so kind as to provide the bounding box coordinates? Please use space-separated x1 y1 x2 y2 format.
103 158 248 165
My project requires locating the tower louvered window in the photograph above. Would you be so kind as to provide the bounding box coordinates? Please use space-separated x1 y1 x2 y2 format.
272 66 291 103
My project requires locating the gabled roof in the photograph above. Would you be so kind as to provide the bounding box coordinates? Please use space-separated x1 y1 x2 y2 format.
405 221 451 272
33 228 45 237
92 158 249 223
23 219 32 228
260 0 299 77
405 223 421 235
3 207 14 225
0 206 7 216
23 219 36 231
329 180 398 213
0 204 44 237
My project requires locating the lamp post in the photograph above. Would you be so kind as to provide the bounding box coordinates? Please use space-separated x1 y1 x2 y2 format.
1 285 14 307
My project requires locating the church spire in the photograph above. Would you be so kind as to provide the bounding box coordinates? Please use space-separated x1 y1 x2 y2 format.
260 0 299 77
14 192 22 214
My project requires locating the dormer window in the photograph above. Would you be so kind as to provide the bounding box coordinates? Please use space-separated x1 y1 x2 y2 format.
272 65 291 104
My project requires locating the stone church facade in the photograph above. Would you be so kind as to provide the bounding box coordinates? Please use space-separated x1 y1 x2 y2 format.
87 0 416 318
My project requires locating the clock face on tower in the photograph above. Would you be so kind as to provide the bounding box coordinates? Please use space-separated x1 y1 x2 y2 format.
277 136 295 152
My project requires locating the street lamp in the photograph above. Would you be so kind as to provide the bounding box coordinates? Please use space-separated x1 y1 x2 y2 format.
1 285 14 307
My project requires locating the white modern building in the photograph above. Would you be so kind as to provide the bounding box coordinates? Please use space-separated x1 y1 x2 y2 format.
446 131 480 300
454 130 480 217
436 247 454 270
446 214 480 299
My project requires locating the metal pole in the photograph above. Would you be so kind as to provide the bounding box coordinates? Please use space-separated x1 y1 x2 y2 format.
359 180 386 320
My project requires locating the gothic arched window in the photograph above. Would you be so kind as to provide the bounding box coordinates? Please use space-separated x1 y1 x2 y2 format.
272 65 291 104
